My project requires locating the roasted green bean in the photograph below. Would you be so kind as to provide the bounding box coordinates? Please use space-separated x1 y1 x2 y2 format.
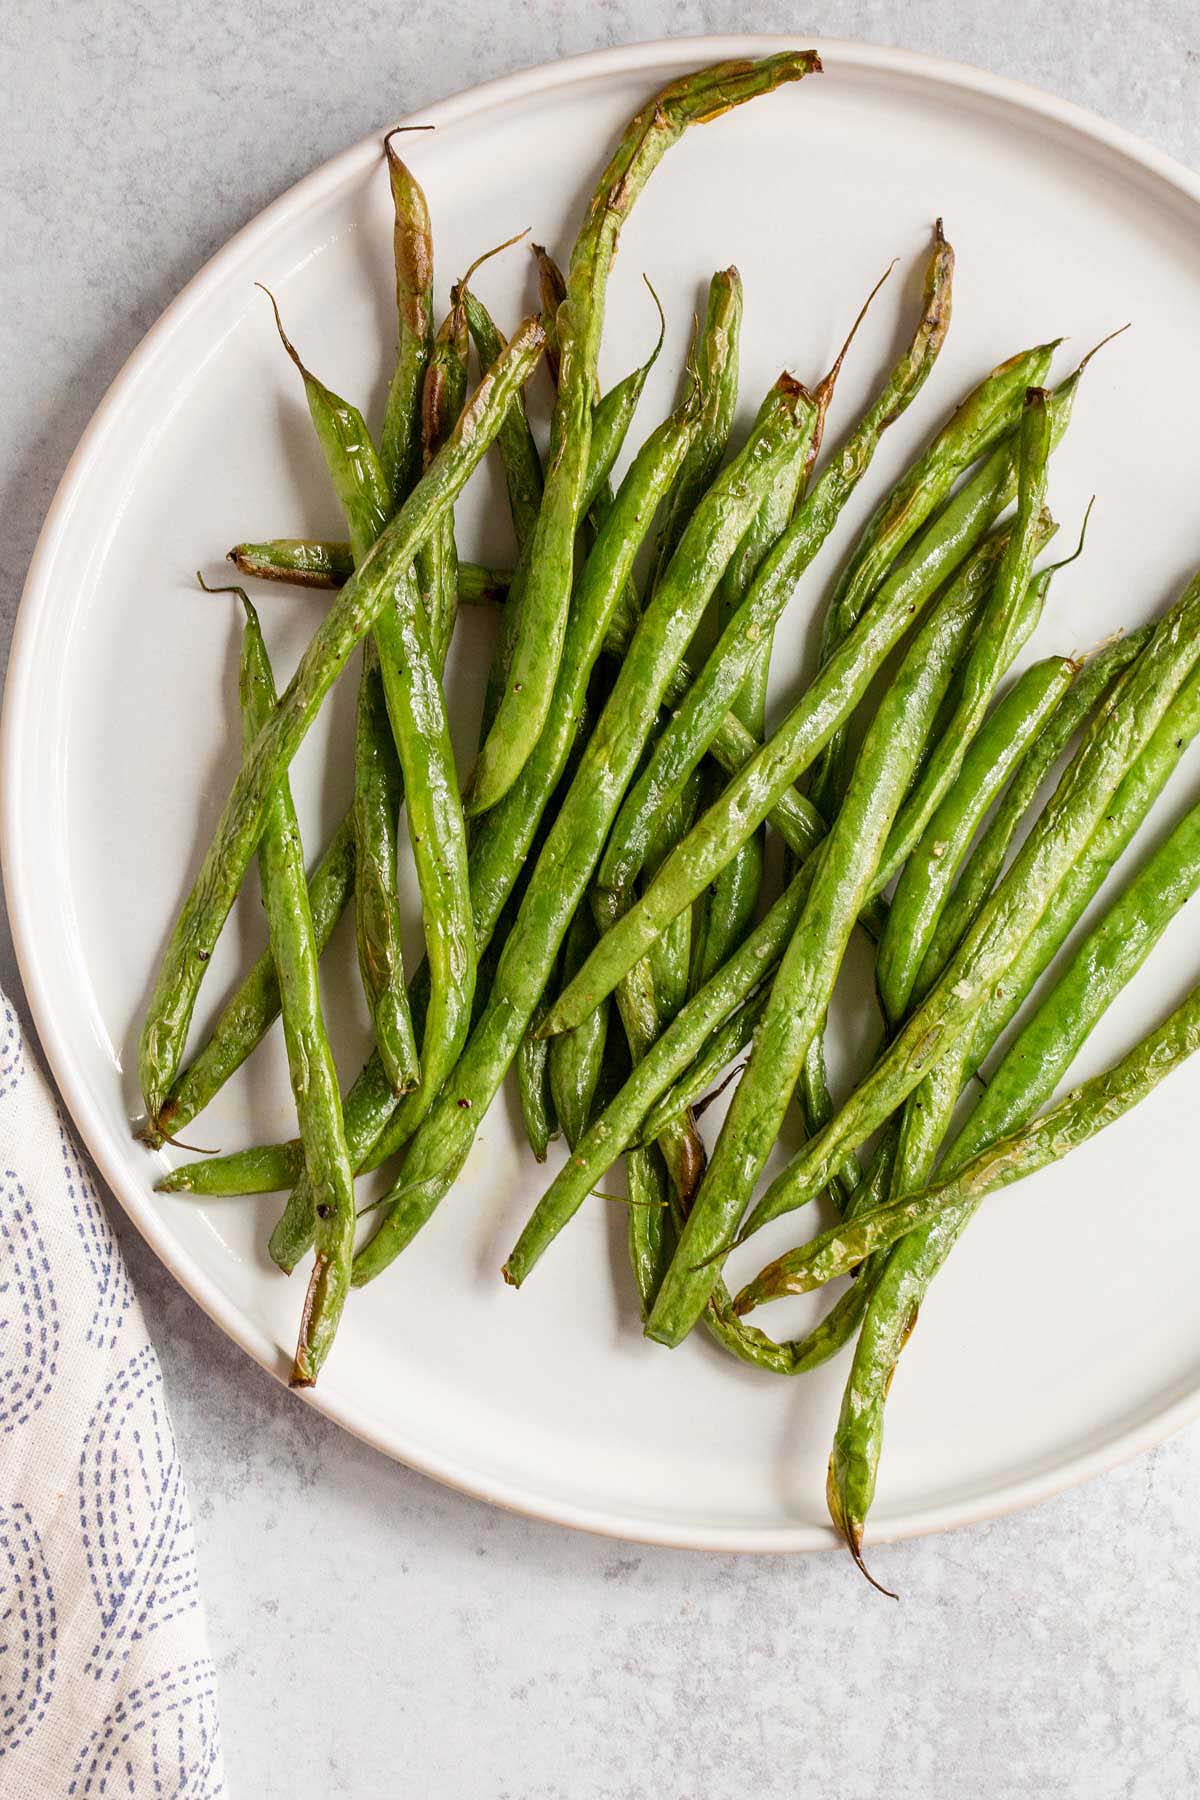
379 133 434 509
467 52 821 814
234 588 355 1386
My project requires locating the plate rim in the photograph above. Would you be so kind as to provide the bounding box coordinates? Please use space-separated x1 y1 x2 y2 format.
6 31 1200 1554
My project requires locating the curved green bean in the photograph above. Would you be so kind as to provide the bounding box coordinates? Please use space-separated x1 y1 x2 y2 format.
467 51 821 815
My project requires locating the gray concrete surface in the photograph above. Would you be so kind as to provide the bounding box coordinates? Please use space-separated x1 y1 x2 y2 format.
5 5 1200 1795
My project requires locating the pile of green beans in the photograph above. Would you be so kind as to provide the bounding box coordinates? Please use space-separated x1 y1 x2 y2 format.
140 54 1200 1583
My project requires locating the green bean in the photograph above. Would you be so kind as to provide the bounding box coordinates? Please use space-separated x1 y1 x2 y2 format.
824 969 1200 1569
353 639 421 1092
912 628 1152 1002
646 395 1055 1349
807 323 1057 820
373 559 475 1142
460 289 542 548
233 589 355 1386
649 267 743 590
609 769 709 1307
352 376 815 1284
540 359 1087 1038
741 564 1200 1243
517 995 558 1162
634 990 767 1147
137 313 545 1125
878 655 1079 1024
467 52 822 815
422 240 533 662
228 540 510 603
644 770 705 1030
176 538 525 1224
595 886 695 1312
616 257 744 1012
549 905 610 1149
415 300 470 652
483 259 663 737
796 1023 863 1216
230 539 357 588
693 414 821 983
147 814 355 1149
379 133 434 510
972 799 1200 1148
598 238 953 898
260 289 422 1098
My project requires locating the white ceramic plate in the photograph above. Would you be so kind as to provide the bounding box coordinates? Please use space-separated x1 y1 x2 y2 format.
7 35 1200 1553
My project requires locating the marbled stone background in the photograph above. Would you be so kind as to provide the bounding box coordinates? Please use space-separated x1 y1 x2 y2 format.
5 5 1200 1795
